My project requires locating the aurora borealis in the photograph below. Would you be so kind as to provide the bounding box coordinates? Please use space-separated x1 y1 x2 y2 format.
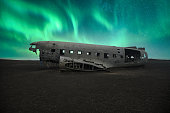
0 0 170 60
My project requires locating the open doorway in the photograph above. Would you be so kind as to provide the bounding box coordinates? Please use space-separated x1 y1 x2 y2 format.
125 49 141 62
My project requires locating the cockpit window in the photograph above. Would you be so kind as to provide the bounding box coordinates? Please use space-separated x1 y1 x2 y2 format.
32 45 36 48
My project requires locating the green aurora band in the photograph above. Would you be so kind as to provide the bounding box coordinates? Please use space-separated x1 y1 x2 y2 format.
0 0 170 59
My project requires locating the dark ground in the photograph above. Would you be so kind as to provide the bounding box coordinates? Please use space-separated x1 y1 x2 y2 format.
0 59 170 113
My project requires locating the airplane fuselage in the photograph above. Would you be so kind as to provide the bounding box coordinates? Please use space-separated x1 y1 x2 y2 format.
29 41 148 71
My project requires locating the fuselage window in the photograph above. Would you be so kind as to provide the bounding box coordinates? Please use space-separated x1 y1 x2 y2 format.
60 49 65 55
69 50 74 54
113 54 116 58
32 45 36 48
104 53 109 58
96 53 100 57
51 49 55 52
78 51 82 55
42 50 45 54
120 55 123 58
87 52 91 55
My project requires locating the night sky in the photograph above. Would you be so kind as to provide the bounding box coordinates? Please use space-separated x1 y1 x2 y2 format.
0 0 170 60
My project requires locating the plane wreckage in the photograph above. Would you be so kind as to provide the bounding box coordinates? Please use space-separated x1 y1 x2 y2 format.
29 41 148 71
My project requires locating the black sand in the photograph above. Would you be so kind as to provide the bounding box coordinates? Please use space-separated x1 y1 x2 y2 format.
0 59 170 113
